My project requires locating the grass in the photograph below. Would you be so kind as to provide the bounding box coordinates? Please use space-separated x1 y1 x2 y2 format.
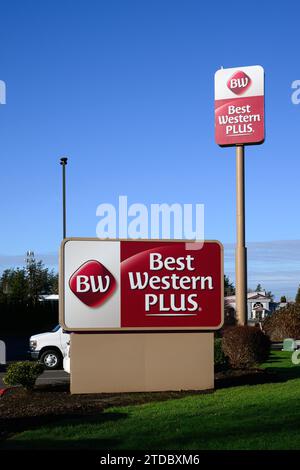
2 351 300 450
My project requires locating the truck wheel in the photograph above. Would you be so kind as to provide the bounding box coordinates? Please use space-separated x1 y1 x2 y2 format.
40 350 62 370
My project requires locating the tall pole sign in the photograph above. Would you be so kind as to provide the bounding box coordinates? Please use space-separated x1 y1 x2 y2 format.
214 65 265 325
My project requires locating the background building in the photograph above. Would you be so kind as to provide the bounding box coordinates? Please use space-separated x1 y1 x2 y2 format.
225 291 278 325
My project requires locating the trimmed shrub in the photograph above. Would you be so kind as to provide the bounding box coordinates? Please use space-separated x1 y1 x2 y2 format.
3 361 44 390
222 325 271 369
214 338 229 371
263 304 300 341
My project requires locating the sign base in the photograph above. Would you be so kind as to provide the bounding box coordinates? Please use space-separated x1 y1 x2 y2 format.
70 332 214 394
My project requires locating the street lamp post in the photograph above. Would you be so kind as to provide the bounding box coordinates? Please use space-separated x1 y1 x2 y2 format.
60 157 68 239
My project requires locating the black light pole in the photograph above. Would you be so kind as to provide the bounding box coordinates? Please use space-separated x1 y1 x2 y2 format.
60 157 68 239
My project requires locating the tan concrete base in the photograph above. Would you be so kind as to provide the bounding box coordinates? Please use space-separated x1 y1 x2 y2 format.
70 332 214 394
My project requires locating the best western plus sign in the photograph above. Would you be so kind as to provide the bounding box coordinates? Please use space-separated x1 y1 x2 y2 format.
60 239 223 331
214 65 264 146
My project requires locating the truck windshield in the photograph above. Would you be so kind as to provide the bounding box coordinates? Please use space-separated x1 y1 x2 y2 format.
52 325 60 333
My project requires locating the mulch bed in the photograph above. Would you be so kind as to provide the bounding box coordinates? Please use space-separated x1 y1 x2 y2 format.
0 368 278 441
215 367 278 388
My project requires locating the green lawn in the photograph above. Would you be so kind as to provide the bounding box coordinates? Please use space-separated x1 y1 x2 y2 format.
3 351 300 450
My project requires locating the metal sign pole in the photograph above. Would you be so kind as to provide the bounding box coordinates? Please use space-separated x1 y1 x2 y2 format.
235 144 247 325
60 157 68 239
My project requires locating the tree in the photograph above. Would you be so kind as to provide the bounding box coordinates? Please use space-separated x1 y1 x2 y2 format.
266 290 274 302
48 272 59 294
224 275 235 296
280 296 287 303
0 255 58 305
295 286 300 305
254 283 274 301
0 268 28 303
26 258 55 304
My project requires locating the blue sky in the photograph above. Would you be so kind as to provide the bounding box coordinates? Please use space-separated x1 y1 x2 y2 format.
0 0 299 299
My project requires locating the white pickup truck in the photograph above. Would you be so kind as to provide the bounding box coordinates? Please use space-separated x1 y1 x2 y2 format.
29 325 69 369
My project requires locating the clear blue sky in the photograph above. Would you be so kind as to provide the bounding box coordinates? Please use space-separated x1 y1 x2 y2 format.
0 0 299 299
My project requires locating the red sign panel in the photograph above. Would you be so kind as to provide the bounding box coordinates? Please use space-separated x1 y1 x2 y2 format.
215 65 264 146
60 239 223 331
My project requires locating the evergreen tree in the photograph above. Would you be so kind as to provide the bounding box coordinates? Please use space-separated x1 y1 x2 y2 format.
0 255 58 305
266 290 274 301
254 283 274 301
295 286 300 305
0 268 28 303
224 275 235 296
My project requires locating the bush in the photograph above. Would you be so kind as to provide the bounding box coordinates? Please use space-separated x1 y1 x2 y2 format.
3 361 44 390
222 325 271 369
214 338 229 371
263 304 300 341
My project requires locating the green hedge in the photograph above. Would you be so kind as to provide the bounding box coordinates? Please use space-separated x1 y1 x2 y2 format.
4 361 44 390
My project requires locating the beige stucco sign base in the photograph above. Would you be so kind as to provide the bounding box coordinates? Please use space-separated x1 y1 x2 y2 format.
70 332 214 394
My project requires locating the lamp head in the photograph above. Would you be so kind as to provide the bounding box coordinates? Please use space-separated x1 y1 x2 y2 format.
60 157 68 165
